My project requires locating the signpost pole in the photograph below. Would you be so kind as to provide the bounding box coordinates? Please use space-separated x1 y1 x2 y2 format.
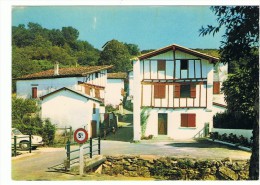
79 144 84 176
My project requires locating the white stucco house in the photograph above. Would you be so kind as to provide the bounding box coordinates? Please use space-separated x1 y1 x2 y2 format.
15 64 113 137
132 44 227 140
105 72 127 107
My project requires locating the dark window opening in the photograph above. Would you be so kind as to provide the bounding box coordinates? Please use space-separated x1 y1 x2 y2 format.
180 84 190 98
95 72 99 78
181 59 188 70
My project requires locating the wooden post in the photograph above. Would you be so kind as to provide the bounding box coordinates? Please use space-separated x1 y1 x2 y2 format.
66 140 70 170
90 138 93 158
79 144 84 175
98 136 101 155
14 136 17 157
29 134 32 153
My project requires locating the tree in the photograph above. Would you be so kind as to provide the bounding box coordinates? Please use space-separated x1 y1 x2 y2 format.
99 39 132 72
124 43 141 56
200 6 259 180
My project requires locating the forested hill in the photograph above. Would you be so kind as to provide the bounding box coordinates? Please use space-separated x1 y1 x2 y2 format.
12 22 219 81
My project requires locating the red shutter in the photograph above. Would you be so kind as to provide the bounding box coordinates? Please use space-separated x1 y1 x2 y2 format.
188 114 196 127
174 84 180 98
95 89 100 98
190 83 196 98
157 60 166 71
213 82 220 94
154 84 165 99
181 114 188 127
85 86 90 95
32 87 37 98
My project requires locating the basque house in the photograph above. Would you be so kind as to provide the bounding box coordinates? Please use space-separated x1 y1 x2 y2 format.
132 44 227 140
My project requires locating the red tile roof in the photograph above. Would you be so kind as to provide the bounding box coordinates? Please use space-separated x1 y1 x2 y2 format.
137 44 219 63
107 72 127 79
15 65 113 80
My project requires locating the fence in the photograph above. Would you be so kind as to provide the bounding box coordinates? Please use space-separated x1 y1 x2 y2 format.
62 137 101 171
12 135 32 157
193 123 209 139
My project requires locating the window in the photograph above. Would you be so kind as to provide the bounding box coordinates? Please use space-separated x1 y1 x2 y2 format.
180 84 190 98
93 103 96 114
157 60 166 71
154 84 166 99
181 59 188 70
174 83 196 98
95 72 99 78
85 86 90 95
181 114 196 127
213 81 220 94
95 89 100 98
32 87 37 98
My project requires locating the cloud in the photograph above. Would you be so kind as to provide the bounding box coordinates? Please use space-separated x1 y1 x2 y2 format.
92 16 97 30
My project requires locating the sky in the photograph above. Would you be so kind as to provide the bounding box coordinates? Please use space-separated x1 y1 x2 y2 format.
12 6 225 50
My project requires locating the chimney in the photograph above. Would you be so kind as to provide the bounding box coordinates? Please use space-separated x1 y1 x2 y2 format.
54 62 59 76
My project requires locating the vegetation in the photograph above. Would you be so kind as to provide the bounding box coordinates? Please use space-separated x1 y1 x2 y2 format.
98 39 133 72
213 111 254 129
140 107 150 138
200 6 259 179
12 95 56 145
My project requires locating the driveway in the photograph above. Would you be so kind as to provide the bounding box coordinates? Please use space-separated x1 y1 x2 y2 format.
12 138 251 180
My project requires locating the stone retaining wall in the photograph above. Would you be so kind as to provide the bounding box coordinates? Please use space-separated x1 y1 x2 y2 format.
101 155 249 180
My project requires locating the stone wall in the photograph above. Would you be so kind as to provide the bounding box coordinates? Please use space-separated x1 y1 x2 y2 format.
101 155 249 180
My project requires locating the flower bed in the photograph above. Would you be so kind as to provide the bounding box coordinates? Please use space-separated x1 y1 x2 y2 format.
209 132 253 149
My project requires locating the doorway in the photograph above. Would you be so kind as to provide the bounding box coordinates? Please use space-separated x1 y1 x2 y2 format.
91 120 97 138
158 113 167 135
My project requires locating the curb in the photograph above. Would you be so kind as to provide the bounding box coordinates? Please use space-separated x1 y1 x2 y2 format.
206 138 252 152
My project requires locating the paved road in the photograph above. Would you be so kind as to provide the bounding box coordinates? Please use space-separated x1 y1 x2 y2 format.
12 138 251 180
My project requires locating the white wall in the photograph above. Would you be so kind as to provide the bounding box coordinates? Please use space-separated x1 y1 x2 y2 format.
41 90 100 136
105 79 124 106
212 128 253 140
144 108 213 140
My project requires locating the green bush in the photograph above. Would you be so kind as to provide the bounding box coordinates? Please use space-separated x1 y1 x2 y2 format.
213 111 253 129
12 95 56 146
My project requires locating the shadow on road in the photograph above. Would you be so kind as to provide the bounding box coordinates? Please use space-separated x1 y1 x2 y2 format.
165 139 241 150
103 123 133 142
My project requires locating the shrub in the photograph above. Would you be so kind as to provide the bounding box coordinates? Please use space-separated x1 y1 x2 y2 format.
213 111 253 129
105 104 117 113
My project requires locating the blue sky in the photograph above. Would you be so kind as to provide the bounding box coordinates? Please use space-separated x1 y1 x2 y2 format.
12 6 224 50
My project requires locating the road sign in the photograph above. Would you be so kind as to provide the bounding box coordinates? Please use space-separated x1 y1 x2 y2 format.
74 128 88 144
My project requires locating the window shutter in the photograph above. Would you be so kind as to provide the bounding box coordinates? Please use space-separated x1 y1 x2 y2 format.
95 89 100 98
157 60 166 71
190 83 196 98
85 86 90 95
174 84 180 98
181 114 188 127
32 87 37 98
188 114 196 127
213 81 220 94
93 103 96 114
154 84 165 99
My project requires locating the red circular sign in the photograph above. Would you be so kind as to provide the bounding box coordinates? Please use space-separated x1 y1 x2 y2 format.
74 128 88 144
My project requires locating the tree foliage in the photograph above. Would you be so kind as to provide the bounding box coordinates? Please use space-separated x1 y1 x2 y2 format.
200 6 259 180
12 95 56 145
99 39 132 72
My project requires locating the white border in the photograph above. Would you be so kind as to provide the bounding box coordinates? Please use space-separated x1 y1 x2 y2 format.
0 1 259 185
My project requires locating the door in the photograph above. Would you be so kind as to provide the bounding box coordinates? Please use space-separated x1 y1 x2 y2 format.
91 120 97 138
158 113 167 135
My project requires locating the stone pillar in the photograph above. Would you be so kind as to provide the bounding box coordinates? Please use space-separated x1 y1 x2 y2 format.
133 59 141 141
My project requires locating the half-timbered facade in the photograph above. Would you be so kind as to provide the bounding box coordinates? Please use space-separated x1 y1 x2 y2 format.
133 44 227 140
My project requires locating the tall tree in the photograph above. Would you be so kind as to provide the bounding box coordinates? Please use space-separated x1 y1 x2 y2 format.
99 39 132 72
200 6 259 180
